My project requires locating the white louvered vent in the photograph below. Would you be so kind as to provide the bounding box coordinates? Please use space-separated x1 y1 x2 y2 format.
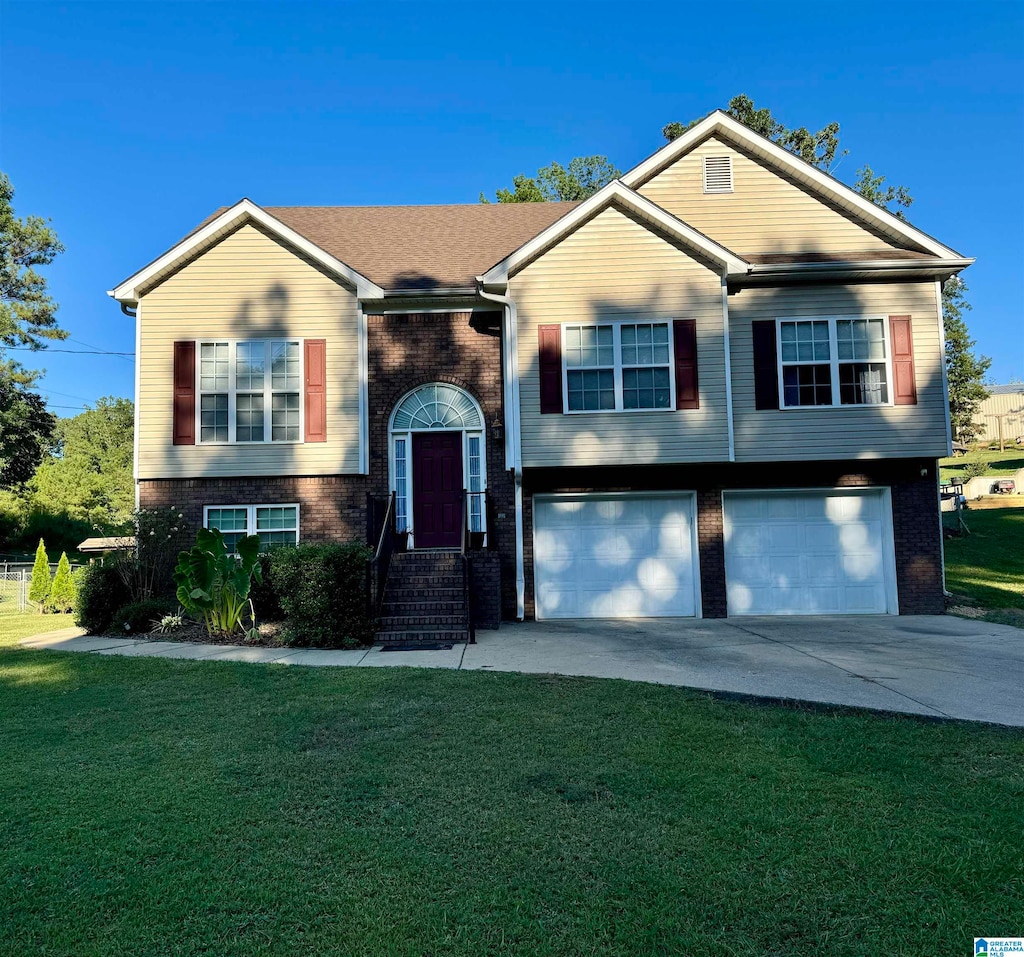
703 155 733 193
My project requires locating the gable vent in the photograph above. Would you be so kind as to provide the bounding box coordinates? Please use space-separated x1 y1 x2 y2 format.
703 155 733 193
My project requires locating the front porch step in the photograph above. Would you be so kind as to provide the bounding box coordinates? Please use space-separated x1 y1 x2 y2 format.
379 614 468 631
382 599 465 616
377 629 470 645
385 586 464 602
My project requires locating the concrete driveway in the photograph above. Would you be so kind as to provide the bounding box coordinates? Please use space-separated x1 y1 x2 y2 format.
464 615 1024 727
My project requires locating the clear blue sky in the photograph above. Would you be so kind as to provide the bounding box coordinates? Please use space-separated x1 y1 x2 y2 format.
2 0 1022 415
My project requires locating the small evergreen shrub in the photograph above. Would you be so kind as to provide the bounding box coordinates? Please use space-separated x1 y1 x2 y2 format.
28 539 51 607
962 461 988 481
46 552 76 613
74 563 133 633
268 542 375 648
110 598 180 636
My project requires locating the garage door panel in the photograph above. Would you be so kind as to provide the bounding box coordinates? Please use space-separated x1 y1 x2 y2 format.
724 490 894 616
534 494 697 619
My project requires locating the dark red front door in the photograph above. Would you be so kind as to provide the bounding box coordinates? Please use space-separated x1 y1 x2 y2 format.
412 432 463 548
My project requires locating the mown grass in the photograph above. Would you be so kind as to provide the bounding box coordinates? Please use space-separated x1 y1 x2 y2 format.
0 614 1022 956
944 508 1024 621
939 447 1024 482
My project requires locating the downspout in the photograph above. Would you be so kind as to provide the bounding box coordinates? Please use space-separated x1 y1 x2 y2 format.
476 277 526 620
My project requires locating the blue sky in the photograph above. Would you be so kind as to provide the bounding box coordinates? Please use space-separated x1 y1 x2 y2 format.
2 0 1022 415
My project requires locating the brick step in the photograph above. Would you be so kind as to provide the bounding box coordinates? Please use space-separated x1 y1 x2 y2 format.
387 574 464 587
391 555 463 566
382 600 466 616
376 629 470 645
383 586 464 601
379 614 467 630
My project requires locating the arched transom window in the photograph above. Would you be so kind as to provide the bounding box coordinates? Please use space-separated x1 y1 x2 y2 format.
389 384 487 542
391 384 483 431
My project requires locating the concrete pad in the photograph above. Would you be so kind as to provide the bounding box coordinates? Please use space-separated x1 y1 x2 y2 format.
358 644 466 670
19 626 86 646
273 648 371 667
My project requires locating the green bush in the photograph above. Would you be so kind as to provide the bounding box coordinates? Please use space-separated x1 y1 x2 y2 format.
110 599 180 636
268 542 375 648
74 563 133 633
962 461 988 481
28 539 51 606
249 553 285 622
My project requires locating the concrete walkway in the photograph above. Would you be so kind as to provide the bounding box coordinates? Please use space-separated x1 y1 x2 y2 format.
19 615 1024 727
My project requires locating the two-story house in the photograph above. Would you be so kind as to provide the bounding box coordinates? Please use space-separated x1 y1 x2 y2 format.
110 112 971 634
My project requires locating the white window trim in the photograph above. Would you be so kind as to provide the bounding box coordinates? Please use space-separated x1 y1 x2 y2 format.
702 155 734 194
195 338 305 445
203 503 301 548
775 315 895 411
560 320 677 415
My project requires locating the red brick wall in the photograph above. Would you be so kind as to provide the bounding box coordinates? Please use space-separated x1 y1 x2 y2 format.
523 458 943 618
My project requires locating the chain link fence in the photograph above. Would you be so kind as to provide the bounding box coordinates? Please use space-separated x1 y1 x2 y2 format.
0 571 29 612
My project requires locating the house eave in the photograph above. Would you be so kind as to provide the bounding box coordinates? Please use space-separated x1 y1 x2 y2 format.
733 257 974 288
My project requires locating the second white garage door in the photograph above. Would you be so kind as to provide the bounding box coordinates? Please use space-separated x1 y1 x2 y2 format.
533 493 699 619
723 489 897 615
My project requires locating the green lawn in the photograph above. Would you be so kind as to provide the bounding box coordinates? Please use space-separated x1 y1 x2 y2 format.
1 614 1022 956
939 447 1024 483
944 507 1024 617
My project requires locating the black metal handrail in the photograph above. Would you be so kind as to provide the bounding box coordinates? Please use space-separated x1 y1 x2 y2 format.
367 491 397 618
459 489 476 644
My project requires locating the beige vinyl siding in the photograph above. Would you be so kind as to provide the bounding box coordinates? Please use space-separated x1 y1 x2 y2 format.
138 223 361 479
512 205 729 468
730 281 948 460
638 135 916 257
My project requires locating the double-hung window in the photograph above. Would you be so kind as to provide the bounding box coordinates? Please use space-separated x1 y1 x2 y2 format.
204 504 299 552
778 317 891 408
563 321 673 412
199 340 302 443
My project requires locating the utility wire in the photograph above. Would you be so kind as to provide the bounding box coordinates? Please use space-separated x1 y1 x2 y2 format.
69 337 134 362
3 347 135 356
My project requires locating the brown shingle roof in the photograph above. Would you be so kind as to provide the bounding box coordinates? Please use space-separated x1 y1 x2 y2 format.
260 202 580 290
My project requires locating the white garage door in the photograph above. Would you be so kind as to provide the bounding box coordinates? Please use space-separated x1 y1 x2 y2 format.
723 489 896 616
533 493 698 619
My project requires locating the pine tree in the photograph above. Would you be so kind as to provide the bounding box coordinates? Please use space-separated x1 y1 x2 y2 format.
28 538 51 607
47 551 75 613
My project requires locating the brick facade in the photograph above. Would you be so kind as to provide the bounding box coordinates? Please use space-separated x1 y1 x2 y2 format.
140 310 518 620
522 458 944 618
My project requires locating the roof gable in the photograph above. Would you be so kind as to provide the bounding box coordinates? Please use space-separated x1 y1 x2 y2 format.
480 180 748 285
621 111 962 260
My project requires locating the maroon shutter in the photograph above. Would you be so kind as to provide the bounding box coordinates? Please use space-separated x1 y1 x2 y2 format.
304 339 327 441
673 319 699 410
538 324 563 414
889 315 917 405
172 341 195 445
752 320 780 410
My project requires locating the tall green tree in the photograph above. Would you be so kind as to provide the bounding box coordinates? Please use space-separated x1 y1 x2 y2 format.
0 172 65 487
482 156 620 204
47 551 76 613
29 397 135 529
942 277 991 444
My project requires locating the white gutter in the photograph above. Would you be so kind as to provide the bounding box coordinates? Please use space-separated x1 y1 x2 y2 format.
476 277 526 620
741 257 974 285
721 274 735 462
132 299 142 507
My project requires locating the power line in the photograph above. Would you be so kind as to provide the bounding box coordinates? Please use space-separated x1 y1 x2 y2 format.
4 347 135 356
69 337 134 362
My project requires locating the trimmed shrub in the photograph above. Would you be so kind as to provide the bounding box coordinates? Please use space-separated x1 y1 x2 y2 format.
962 461 988 481
268 542 375 648
250 553 285 622
28 539 51 606
47 552 76 613
74 563 132 633
110 598 180 636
